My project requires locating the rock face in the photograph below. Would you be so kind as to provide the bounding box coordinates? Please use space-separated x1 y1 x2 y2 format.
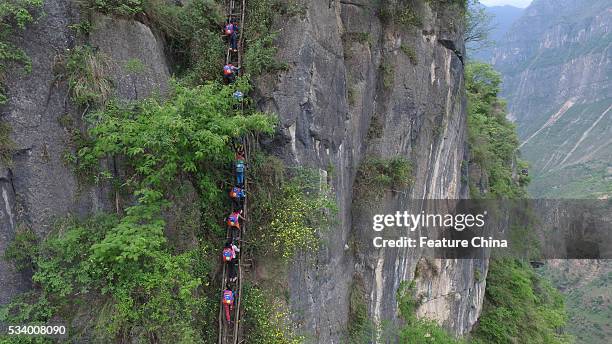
0 0 170 306
256 0 484 341
493 0 611 198
1 0 485 342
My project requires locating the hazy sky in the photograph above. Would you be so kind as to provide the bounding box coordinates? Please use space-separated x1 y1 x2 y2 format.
480 0 532 7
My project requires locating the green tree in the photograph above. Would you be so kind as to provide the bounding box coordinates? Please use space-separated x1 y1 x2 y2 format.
466 62 525 198
471 259 572 344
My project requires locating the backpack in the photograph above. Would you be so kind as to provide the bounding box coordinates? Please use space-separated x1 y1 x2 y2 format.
225 24 234 35
222 247 233 261
227 214 239 227
230 187 242 199
223 290 233 304
224 65 233 75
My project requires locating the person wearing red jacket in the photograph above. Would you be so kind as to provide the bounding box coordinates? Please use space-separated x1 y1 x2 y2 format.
222 286 235 323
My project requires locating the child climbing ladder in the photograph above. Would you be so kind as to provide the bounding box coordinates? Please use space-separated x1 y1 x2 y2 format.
218 1 247 344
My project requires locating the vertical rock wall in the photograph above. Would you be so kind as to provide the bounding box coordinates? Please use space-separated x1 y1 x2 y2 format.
256 0 485 341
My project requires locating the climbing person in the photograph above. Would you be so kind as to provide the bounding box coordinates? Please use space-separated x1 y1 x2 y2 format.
221 240 240 262
222 240 240 283
223 63 240 83
227 209 245 239
227 209 245 229
233 90 244 101
223 19 239 52
229 185 246 209
222 285 235 323
235 151 246 187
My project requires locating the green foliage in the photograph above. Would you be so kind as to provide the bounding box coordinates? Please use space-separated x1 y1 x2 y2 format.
397 5 422 28
167 0 225 82
272 0 307 18
85 0 144 17
0 0 43 104
67 20 91 35
242 284 302 344
470 259 573 344
354 156 413 202
0 121 16 165
244 0 288 76
3 226 37 271
1 214 215 343
378 1 422 28
400 44 418 65
249 155 337 261
380 60 394 89
466 62 526 198
343 32 372 45
64 45 113 107
542 261 612 344
348 279 374 343
123 58 145 74
74 79 275 232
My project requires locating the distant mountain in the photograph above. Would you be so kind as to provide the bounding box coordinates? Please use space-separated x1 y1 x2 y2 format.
470 5 524 61
494 1 611 342
493 0 611 199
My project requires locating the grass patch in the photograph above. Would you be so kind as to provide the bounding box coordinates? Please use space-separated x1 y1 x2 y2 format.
378 1 422 28
348 277 375 343
380 60 394 89
3 226 38 271
0 121 16 165
400 44 418 65
63 45 114 107
354 156 413 203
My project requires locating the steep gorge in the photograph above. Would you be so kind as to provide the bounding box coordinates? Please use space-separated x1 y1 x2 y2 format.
493 0 611 198
0 0 485 342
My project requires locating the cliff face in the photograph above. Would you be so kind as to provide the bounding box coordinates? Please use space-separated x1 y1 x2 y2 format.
493 0 611 198
1 0 484 342
0 0 170 305
256 0 484 341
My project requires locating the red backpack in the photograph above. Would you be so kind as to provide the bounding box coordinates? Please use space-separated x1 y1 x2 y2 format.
225 24 234 35
222 247 233 262
223 65 234 76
